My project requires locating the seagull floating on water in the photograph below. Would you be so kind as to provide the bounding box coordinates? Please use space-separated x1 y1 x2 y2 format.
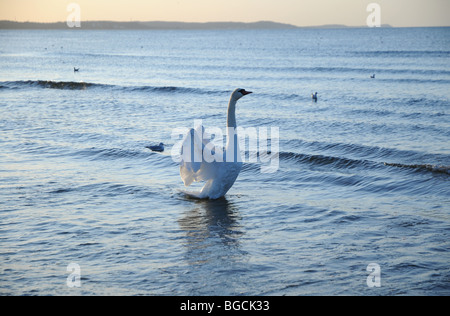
312 92 318 102
179 88 252 199
146 143 164 152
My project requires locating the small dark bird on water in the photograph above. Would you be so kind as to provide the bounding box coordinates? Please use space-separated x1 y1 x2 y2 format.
74 67 80 72
312 92 318 102
370 74 375 79
146 143 164 152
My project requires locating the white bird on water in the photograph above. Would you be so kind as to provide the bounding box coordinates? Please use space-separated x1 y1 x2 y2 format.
179 88 252 199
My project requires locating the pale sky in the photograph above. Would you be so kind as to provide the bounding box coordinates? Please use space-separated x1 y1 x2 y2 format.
0 0 449 27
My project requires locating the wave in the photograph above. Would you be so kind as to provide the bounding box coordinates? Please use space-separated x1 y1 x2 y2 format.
284 138 440 162
49 181 158 197
178 62 450 76
297 66 450 76
0 80 223 94
352 50 450 58
73 147 150 161
0 80 108 90
71 146 178 167
127 85 221 95
279 151 377 170
384 162 450 175
378 78 450 84
279 148 450 176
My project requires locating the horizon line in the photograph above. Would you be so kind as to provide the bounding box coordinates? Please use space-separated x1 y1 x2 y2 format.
1 20 449 29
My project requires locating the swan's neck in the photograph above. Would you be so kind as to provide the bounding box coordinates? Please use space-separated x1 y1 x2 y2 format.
226 97 240 158
227 97 237 128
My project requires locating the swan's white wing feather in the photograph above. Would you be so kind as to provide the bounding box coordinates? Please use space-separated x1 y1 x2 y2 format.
180 126 218 187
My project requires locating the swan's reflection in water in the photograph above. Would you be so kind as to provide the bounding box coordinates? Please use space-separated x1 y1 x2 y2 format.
178 198 245 267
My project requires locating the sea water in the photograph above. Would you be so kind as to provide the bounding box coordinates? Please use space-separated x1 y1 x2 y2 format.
0 28 449 295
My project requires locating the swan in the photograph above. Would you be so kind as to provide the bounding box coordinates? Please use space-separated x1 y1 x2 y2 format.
179 88 252 199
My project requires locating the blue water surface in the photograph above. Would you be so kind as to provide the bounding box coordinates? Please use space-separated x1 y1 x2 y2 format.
0 27 449 295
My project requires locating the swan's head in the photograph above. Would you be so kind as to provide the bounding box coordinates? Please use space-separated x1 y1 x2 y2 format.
232 88 252 101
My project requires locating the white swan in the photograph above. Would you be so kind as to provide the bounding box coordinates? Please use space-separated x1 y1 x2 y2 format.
179 88 252 199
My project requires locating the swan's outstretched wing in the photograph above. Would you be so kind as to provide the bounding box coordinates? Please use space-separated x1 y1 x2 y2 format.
179 125 219 187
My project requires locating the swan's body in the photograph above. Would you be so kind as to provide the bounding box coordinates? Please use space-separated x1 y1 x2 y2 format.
179 88 252 199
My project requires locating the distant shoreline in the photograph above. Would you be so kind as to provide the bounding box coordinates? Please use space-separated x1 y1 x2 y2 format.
0 20 399 30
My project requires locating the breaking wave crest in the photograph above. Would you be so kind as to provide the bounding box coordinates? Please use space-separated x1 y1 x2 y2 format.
0 80 223 94
384 162 450 175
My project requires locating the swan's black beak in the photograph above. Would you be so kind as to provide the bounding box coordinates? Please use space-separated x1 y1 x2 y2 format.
241 90 252 95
